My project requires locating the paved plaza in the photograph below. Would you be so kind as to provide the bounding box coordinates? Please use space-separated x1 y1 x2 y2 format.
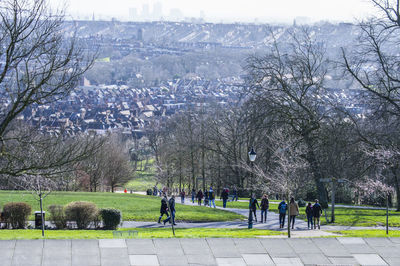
1 237 400 266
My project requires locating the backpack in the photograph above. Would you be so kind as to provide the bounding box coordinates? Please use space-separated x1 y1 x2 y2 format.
279 202 287 214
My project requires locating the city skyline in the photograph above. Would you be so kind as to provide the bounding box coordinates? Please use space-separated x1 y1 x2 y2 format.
52 0 376 23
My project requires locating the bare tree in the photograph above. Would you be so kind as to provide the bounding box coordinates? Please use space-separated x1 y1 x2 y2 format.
246 27 330 206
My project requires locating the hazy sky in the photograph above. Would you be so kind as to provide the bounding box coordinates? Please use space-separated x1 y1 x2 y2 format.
52 0 375 23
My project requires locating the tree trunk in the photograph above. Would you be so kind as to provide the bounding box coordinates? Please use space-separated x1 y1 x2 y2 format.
391 167 400 211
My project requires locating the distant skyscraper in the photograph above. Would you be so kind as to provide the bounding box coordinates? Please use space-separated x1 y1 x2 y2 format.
153 2 163 20
129 8 137 21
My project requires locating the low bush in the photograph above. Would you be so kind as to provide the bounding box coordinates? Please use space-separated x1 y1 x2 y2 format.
146 189 152 195
65 201 98 229
100 208 122 229
3 202 31 229
48 205 67 229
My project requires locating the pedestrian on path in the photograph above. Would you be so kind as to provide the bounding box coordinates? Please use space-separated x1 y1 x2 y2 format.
196 189 203 205
209 187 216 208
158 194 170 224
312 199 322 229
289 197 299 229
191 188 196 203
278 199 287 228
204 190 209 206
249 194 260 222
260 194 269 223
231 185 238 201
164 195 177 225
221 188 229 208
306 202 313 229
180 190 185 203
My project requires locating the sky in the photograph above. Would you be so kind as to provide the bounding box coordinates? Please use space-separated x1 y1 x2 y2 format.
51 0 376 23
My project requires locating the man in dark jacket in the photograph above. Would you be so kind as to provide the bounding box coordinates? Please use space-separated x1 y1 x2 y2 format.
312 199 323 229
164 195 176 225
220 188 229 208
249 194 260 222
278 199 287 228
196 189 203 205
158 194 169 224
260 194 269 223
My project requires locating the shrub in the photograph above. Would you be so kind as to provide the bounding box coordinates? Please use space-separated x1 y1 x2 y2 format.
93 210 102 229
146 189 152 195
100 208 122 230
3 202 31 229
65 201 98 229
48 205 67 229
297 198 306 207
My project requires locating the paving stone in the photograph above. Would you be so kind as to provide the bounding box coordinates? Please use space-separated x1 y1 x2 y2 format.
328 256 358 265
353 254 388 265
0 248 14 258
0 240 15 249
99 239 127 248
127 239 156 255
389 238 400 244
373 246 400 258
180 239 212 255
11 253 42 266
287 238 322 254
272 257 304 265
186 254 217 265
337 237 366 245
101 257 130 266
157 255 189 266
43 258 72 266
298 253 331 265
129 255 159 266
234 239 266 254
154 239 184 256
364 238 393 247
72 255 101 266
384 257 400 266
312 238 351 257
343 244 376 254
44 239 71 249
72 239 99 255
215 257 246 266
241 254 274 265
100 247 129 259
207 238 241 258
14 239 43 254
259 239 297 257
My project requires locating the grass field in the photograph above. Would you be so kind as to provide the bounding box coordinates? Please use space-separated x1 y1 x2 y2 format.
0 191 243 222
0 228 282 239
215 200 400 227
331 230 400 237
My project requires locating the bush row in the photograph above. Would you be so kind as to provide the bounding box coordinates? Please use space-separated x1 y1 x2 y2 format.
1 201 121 230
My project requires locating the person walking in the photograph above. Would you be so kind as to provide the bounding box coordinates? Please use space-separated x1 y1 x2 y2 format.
289 197 299 229
196 189 203 205
191 188 196 204
204 190 209 206
312 199 323 229
278 199 287 229
221 188 229 208
164 195 176 225
209 187 216 208
231 185 238 201
158 194 170 224
260 194 269 223
305 202 313 229
249 194 260 222
180 190 185 203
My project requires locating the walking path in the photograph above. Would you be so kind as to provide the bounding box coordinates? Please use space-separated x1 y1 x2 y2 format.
3 237 400 266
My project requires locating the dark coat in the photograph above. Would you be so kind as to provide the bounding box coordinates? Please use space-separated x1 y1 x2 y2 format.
169 197 175 212
197 190 203 199
160 197 168 214
306 205 313 217
260 198 269 211
249 198 260 210
312 203 322 217
221 190 229 200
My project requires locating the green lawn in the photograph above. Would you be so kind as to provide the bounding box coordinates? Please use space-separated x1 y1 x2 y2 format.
215 200 400 227
331 230 400 237
0 228 283 239
0 191 243 222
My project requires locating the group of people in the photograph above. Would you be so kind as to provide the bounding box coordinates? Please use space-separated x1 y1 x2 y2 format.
178 187 221 208
277 198 322 229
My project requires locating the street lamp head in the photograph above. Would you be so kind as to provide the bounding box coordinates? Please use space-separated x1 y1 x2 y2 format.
248 147 257 162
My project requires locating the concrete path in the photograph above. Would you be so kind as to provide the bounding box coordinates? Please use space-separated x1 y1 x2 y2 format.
2 237 400 266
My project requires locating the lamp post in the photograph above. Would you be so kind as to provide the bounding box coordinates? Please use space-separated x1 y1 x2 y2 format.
248 147 256 229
